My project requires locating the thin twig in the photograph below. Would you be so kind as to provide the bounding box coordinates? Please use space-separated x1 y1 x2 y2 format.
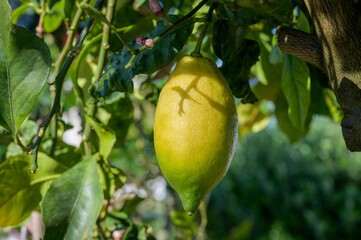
96 220 107 240
191 0 216 57
94 0 116 81
51 0 91 85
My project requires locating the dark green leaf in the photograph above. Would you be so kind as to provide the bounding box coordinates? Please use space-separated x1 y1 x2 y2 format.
309 66 331 117
64 0 80 22
103 96 134 147
223 0 293 23
123 223 139 240
121 194 144 215
42 155 104 240
90 49 134 98
113 6 142 29
91 15 194 98
0 1 51 137
0 153 68 227
281 54 311 129
132 15 194 75
229 8 264 25
213 19 260 103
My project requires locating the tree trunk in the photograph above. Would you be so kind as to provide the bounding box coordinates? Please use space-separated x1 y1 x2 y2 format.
277 0 361 151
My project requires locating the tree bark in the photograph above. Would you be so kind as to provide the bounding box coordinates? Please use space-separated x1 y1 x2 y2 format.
277 0 361 151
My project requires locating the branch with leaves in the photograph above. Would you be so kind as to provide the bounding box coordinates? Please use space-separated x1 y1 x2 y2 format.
28 0 107 172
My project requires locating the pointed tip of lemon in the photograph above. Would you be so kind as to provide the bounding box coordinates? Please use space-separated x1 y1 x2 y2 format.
187 212 193 216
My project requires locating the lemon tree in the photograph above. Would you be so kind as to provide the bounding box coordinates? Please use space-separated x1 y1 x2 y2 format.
1 0 360 239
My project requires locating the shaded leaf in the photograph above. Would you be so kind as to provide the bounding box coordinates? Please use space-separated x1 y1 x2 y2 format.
0 1 51 137
132 15 194 74
213 19 260 103
85 115 116 160
42 155 104 240
229 7 264 25
281 54 311 129
103 96 134 147
223 0 293 23
91 15 194 98
64 0 80 22
91 49 134 98
0 153 68 227
309 66 331 117
275 93 310 142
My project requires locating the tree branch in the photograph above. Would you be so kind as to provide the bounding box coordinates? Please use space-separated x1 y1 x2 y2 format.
276 26 324 72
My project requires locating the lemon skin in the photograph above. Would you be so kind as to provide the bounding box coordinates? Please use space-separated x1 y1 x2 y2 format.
154 56 238 214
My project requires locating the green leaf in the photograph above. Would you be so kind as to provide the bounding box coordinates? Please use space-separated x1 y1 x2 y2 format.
132 15 194 75
269 34 283 64
85 115 116 160
275 93 310 142
0 1 51 137
91 15 194 98
42 155 104 240
0 153 68 227
43 1 65 33
64 0 77 21
103 96 134 147
224 0 293 23
281 54 311 129
80 3 126 45
228 7 264 25
295 10 310 33
91 49 134 98
135 0 147 8
213 19 260 103
11 3 30 24
247 28 283 87
170 210 197 232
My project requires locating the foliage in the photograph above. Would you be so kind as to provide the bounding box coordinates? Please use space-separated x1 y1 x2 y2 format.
0 0 357 239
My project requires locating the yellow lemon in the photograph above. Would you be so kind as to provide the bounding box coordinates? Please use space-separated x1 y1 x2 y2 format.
154 56 238 215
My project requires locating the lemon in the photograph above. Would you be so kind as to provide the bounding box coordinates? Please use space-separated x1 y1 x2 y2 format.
154 56 238 215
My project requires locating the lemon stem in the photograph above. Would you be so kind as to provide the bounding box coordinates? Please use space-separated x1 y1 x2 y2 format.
191 0 216 57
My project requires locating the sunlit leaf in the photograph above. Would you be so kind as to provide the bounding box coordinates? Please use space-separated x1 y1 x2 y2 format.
11 3 30 24
85 115 116 160
0 1 50 137
43 1 64 33
0 153 67 227
213 19 260 103
42 155 104 240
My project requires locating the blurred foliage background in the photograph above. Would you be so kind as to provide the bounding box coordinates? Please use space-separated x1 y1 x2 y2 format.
1 0 361 239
